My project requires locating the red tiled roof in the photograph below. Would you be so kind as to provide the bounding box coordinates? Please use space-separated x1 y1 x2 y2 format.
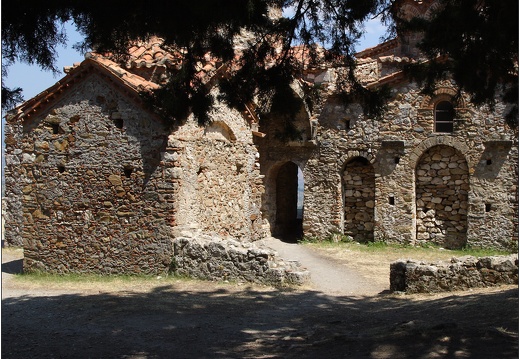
92 36 225 85
11 56 160 121
11 35 414 122
355 38 399 59
125 36 184 70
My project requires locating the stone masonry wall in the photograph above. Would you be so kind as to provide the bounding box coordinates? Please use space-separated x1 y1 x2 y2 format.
390 254 519 293
298 80 518 250
256 105 316 237
254 76 517 250
4 74 174 274
4 75 266 274
170 134 263 240
173 235 310 285
343 157 376 242
169 90 264 241
3 116 24 246
415 145 469 249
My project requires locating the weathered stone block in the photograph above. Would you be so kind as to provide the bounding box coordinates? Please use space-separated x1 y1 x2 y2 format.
108 175 123 186
172 235 309 286
390 254 518 293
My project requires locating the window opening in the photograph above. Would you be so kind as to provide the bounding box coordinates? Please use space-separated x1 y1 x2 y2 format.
57 165 66 173
435 101 454 133
51 123 60 134
394 156 400 164
389 196 395 205
235 162 243 174
486 159 492 165
114 118 124 129
123 166 133 178
485 203 492 212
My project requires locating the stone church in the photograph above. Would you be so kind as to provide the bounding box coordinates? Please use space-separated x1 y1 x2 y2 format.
3 0 518 275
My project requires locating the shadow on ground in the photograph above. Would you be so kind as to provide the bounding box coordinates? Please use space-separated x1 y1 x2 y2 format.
2 282 518 358
2 259 23 275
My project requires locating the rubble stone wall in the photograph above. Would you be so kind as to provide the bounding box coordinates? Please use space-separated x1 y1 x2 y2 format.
173 235 310 285
4 74 175 274
390 254 519 293
343 157 376 242
3 76 264 274
415 145 469 249
297 81 518 250
168 95 264 241
255 105 316 237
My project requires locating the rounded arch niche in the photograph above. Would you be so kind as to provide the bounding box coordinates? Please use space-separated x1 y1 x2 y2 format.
415 145 469 249
342 156 375 242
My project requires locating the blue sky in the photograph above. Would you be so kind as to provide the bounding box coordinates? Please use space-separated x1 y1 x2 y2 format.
3 18 388 104
3 21 85 102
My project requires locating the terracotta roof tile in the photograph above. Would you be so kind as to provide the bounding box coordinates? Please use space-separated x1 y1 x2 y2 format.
122 36 184 71
11 55 160 122
89 55 160 91
15 35 416 123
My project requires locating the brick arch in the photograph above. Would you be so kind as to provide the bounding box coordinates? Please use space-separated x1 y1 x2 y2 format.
424 1 443 19
420 87 466 109
407 136 473 169
397 3 422 21
396 0 440 21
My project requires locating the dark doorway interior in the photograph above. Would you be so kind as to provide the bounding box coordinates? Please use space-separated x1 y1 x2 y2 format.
275 161 302 242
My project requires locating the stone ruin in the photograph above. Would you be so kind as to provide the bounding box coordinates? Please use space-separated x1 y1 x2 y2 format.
173 235 310 286
2 0 518 283
390 254 519 294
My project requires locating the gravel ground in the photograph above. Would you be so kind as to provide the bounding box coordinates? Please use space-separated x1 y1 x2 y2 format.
2 245 518 358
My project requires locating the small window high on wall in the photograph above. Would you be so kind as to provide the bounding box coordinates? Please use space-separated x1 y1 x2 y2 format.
435 101 454 133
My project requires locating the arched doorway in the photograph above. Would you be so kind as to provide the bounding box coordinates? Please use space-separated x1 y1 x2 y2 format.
415 145 469 248
343 157 375 242
275 161 303 241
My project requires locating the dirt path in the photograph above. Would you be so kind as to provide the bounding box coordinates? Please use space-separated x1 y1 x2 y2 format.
2 247 518 358
261 237 386 295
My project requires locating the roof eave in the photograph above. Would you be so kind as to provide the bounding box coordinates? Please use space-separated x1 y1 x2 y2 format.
9 57 161 123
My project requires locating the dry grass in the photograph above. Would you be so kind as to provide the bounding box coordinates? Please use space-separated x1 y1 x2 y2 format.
301 241 513 287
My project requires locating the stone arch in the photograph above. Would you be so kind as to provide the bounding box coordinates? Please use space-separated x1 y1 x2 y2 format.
415 145 469 249
407 136 473 169
342 156 375 242
420 87 466 110
260 81 313 142
204 121 236 142
397 3 423 21
424 1 444 19
339 150 376 167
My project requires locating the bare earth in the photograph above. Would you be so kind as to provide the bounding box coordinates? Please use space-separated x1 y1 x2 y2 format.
2 242 518 359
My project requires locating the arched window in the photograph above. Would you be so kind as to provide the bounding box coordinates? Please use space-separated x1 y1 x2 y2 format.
434 101 454 133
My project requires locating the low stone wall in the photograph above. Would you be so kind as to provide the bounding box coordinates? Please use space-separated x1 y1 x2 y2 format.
173 235 310 286
390 254 518 293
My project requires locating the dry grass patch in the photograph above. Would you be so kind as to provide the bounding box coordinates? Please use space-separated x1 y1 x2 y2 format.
301 240 513 286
